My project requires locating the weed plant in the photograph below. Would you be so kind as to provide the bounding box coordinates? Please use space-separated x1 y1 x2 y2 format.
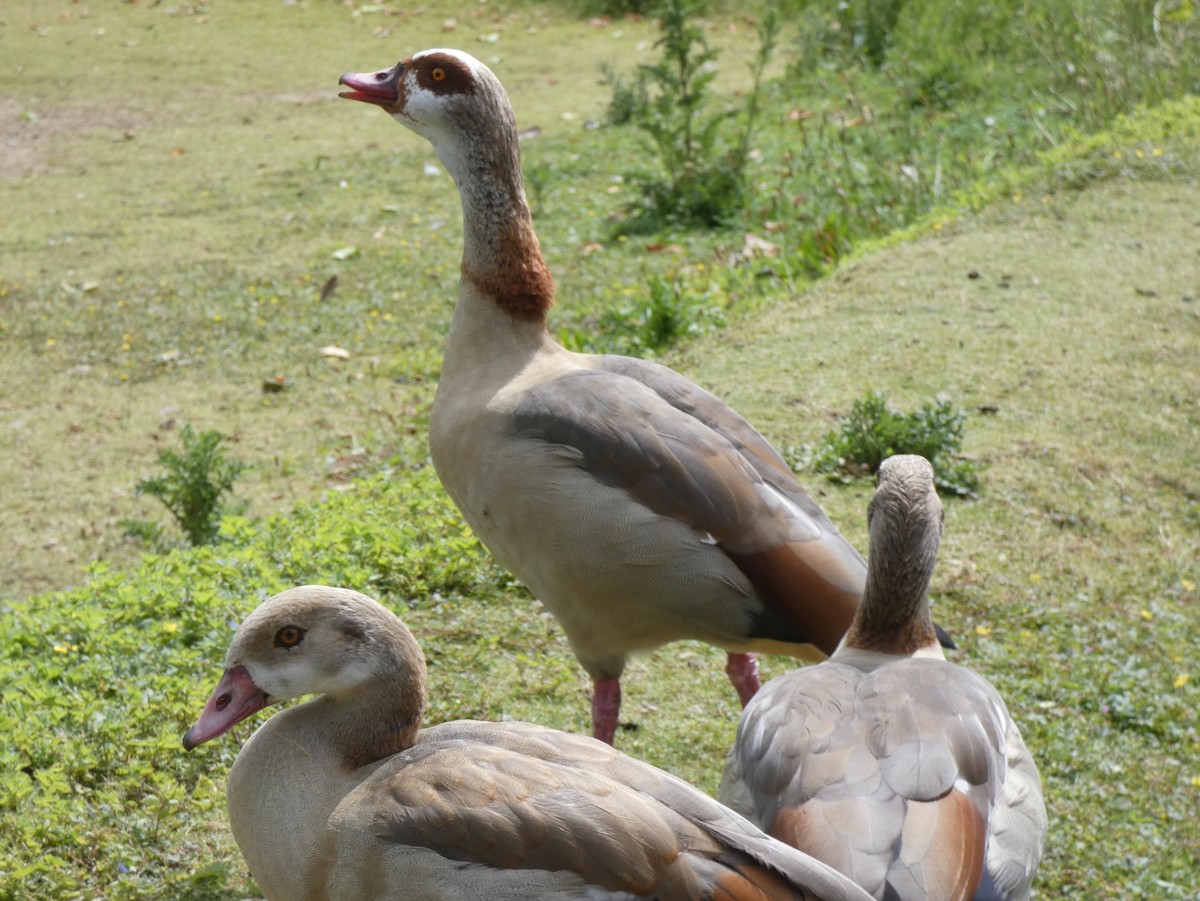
808 392 982 497
558 273 729 356
610 0 780 231
593 0 1198 278
129 425 248 547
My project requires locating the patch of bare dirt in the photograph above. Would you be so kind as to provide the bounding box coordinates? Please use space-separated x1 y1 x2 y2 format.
0 97 146 180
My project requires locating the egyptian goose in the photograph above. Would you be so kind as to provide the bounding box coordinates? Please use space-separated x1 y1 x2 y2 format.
337 49 876 744
183 585 877 901
718 456 1046 900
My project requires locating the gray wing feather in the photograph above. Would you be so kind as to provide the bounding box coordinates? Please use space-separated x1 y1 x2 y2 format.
512 367 823 551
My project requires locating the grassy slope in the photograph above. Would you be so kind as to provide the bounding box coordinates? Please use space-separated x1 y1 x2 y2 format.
1 1 1198 898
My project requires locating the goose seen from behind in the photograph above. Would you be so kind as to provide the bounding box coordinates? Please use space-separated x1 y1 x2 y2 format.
719 455 1046 900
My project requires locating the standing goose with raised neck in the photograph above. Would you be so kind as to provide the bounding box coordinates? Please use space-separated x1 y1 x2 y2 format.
338 48 887 744
719 456 1047 901
183 585 878 901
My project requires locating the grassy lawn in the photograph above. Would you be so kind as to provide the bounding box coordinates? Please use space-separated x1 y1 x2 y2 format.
1 1 1197 898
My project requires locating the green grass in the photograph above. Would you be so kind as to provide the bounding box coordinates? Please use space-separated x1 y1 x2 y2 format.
1 1 1198 898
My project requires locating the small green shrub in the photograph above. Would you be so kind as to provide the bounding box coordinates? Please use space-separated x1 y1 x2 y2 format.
130 424 248 547
611 0 779 231
809 391 982 497
558 274 727 356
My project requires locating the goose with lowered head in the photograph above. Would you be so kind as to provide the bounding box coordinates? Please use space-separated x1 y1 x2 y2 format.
183 585 877 901
719 455 1046 900
335 47 931 744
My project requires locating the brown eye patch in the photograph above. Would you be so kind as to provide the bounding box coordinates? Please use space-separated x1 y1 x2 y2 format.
274 625 306 649
414 54 472 95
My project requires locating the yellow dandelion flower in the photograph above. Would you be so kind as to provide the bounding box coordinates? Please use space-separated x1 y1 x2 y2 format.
1139 609 1154 621
1174 674 1190 689
1112 150 1123 159
1152 148 1164 157
1029 573 1042 584
45 337 57 347
212 313 223 323
975 625 992 637
1182 580 1196 592
163 622 179 634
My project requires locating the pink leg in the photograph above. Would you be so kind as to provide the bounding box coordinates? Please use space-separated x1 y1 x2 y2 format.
591 678 621 745
725 652 761 707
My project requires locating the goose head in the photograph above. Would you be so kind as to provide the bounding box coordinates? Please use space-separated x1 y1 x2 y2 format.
183 585 426 759
844 454 944 655
339 49 515 186
338 48 552 323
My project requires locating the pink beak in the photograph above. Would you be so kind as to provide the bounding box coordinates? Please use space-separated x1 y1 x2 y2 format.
182 665 270 750
338 64 403 108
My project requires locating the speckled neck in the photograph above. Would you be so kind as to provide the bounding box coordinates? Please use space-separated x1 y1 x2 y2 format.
844 461 942 655
431 77 554 326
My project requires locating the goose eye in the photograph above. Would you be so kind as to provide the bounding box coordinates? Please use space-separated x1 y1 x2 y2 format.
274 626 306 649
431 67 446 82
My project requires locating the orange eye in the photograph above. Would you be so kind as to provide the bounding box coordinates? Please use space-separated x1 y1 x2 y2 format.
431 67 446 82
274 626 305 649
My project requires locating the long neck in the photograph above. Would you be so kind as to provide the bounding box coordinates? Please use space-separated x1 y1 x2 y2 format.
842 512 939 656
434 99 554 330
